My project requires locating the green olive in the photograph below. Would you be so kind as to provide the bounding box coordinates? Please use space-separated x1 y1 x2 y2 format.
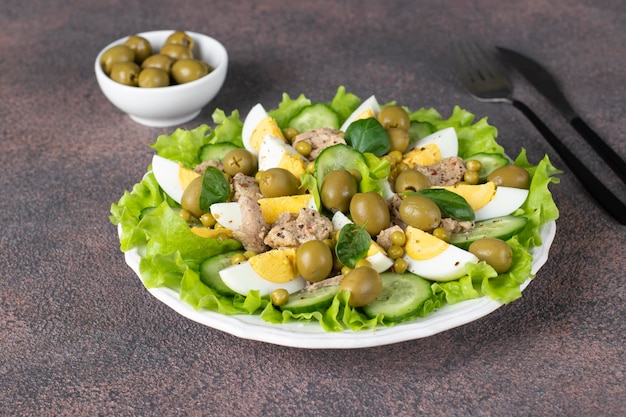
109 62 140 86
171 59 209 84
258 168 299 198
349 191 390 237
468 238 513 274
137 68 170 88
160 43 193 60
399 195 441 231
377 106 410 131
101 45 135 75
296 240 334 282
141 54 175 73
165 31 195 50
488 165 531 189
386 127 410 153
394 169 429 193
339 266 382 307
222 148 257 176
124 35 152 64
320 170 358 213
181 176 205 218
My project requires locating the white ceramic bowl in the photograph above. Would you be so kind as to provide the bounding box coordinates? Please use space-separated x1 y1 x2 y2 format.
95 30 228 127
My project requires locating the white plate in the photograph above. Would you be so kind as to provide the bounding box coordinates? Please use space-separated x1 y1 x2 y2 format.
123 221 556 349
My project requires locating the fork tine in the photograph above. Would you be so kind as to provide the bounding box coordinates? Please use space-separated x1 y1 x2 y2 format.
454 40 512 101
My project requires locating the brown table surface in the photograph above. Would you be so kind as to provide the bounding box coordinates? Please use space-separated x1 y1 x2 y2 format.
2 0 625 416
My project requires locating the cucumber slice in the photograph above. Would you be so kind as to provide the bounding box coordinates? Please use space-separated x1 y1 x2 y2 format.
314 143 367 187
200 143 239 162
280 285 340 314
465 152 509 181
199 250 244 296
362 272 433 322
288 103 340 132
449 215 528 249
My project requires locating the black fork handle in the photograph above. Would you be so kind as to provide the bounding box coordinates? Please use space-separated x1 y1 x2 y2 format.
512 99 626 225
570 116 626 184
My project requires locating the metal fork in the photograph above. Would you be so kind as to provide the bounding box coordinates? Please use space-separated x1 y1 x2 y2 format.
454 40 626 225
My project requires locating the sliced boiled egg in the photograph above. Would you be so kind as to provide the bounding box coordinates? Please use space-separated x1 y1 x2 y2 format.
241 103 286 156
403 226 478 281
340 95 380 132
440 181 529 221
210 202 242 230
219 261 306 296
151 154 200 204
402 127 458 167
331 211 394 273
211 194 317 230
473 186 529 221
258 135 308 180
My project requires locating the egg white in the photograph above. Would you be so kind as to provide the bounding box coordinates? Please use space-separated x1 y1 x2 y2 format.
409 126 458 158
258 134 301 171
241 103 270 155
340 95 380 132
210 202 243 230
219 261 306 296
403 244 478 282
151 154 198 204
331 211 394 273
474 186 529 221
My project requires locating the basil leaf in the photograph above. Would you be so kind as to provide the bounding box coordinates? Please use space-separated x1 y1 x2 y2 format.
344 118 390 157
200 166 231 211
416 189 475 221
336 223 371 268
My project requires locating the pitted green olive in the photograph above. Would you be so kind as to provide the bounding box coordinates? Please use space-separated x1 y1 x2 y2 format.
339 266 382 307
394 170 429 193
296 240 334 282
171 59 209 84
349 191 390 236
222 149 257 176
386 127 410 153
468 238 513 273
124 35 152 64
109 62 140 86
399 194 441 231
377 106 410 131
141 54 175 72
320 170 357 212
160 43 193 60
488 165 531 189
258 168 299 197
181 176 205 219
165 31 195 50
137 68 170 88
101 45 135 74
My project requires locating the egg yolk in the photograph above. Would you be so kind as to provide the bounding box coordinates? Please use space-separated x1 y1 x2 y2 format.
401 143 442 167
178 165 201 191
278 153 307 181
249 248 299 283
257 194 314 224
440 181 497 211
250 117 286 153
404 226 448 260
355 108 376 121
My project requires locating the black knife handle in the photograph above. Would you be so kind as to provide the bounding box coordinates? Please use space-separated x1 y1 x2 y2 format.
570 116 626 184
512 99 626 225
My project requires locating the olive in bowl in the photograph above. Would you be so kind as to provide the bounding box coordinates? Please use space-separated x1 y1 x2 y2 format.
94 30 228 127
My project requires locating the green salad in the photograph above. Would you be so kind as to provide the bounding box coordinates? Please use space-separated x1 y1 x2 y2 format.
110 86 560 332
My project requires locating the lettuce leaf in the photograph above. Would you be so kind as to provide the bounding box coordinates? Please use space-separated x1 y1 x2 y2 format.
268 93 311 128
329 85 361 123
150 125 213 168
210 109 243 148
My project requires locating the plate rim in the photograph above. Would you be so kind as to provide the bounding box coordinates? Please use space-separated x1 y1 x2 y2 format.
122 220 556 349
